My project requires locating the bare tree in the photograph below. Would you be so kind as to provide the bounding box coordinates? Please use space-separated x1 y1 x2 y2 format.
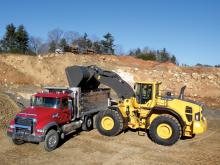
48 28 63 46
115 44 124 55
29 36 43 55
64 31 80 45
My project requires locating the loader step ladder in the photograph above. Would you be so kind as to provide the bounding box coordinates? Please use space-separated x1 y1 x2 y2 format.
138 110 153 136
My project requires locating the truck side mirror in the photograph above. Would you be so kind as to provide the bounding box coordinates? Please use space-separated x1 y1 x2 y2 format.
68 99 73 110
30 96 33 106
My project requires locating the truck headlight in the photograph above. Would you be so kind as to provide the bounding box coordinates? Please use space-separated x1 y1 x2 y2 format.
195 112 200 121
9 125 15 129
36 129 44 133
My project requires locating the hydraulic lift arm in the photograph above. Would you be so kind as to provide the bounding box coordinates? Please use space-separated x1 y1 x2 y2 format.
65 65 135 99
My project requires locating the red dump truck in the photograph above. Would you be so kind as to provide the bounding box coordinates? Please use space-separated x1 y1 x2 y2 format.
7 87 110 151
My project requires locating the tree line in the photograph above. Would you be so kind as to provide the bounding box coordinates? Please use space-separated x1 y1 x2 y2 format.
129 47 177 64
2 23 218 67
0 24 115 55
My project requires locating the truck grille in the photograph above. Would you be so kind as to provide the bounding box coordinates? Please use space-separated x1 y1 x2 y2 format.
15 127 32 134
15 117 33 126
14 117 33 134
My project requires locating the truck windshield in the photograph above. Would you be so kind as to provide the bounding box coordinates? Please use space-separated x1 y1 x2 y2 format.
32 96 60 108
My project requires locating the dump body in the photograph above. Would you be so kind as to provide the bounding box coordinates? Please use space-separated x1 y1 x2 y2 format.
79 88 110 115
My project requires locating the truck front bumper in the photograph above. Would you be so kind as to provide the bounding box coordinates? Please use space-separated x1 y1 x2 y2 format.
7 131 45 143
193 116 207 134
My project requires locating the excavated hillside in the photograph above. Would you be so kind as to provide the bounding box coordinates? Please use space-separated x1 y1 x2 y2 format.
0 53 219 108
0 53 220 165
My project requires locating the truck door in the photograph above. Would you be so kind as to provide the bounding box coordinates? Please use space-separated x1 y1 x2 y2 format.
59 97 71 124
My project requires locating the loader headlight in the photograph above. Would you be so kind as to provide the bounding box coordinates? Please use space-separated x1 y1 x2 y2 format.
195 112 200 121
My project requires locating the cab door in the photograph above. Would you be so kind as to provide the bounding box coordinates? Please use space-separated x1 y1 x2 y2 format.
135 83 154 108
59 97 71 124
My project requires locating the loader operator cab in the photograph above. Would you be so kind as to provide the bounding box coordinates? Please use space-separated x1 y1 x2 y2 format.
135 83 153 104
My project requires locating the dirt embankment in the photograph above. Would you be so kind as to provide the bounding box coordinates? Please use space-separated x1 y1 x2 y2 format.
0 53 219 108
0 53 220 165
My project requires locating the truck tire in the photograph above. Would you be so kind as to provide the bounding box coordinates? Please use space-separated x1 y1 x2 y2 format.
96 109 123 136
11 138 25 145
149 114 182 146
82 116 93 131
41 129 59 152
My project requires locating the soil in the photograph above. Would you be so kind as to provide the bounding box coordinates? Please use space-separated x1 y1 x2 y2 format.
0 53 220 164
0 53 219 108
0 109 219 165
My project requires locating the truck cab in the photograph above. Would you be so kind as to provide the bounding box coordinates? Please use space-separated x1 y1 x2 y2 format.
7 87 110 151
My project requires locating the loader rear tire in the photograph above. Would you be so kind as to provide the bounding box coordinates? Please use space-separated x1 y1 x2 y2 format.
96 109 123 136
149 114 181 146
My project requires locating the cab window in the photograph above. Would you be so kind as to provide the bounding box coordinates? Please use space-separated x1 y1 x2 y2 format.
61 98 68 109
136 84 153 104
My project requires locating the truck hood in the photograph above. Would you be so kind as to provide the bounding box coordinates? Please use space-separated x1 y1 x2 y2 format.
17 106 58 119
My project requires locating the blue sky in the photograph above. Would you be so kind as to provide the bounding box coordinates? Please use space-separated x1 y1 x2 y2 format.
0 0 219 65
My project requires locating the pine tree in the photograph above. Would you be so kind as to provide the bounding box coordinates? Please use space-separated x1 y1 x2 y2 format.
160 48 170 62
93 41 102 54
171 55 177 64
101 32 115 54
16 25 29 54
59 38 68 51
0 40 2 53
1 24 17 52
49 40 56 53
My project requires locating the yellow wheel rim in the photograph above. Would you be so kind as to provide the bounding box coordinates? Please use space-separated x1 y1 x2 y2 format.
157 123 173 139
101 116 114 130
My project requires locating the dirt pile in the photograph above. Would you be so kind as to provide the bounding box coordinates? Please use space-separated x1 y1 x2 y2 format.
0 53 219 108
0 93 20 129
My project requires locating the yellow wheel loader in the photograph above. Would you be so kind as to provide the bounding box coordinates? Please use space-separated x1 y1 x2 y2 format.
65 65 207 146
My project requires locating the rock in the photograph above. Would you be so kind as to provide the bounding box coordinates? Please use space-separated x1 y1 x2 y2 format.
174 73 179 78
201 73 206 79
191 73 199 80
207 75 215 80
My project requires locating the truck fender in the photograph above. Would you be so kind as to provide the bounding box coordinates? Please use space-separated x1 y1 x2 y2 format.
43 122 59 135
151 107 186 128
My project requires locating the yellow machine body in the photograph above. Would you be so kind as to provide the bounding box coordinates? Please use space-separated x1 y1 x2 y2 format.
117 82 207 137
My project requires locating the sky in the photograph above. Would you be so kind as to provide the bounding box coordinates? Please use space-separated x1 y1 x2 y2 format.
0 0 219 65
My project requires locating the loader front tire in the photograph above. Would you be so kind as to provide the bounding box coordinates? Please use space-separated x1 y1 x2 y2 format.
149 114 181 146
96 109 123 136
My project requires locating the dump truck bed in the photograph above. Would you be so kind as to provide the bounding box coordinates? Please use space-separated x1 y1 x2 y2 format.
79 88 110 116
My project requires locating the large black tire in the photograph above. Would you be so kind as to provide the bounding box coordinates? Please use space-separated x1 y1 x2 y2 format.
41 129 59 152
149 114 182 146
82 116 93 131
96 109 124 136
11 138 25 145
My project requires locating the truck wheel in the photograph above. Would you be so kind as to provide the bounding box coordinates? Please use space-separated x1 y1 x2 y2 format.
42 129 59 152
149 114 182 146
11 138 25 145
82 116 93 131
96 109 123 136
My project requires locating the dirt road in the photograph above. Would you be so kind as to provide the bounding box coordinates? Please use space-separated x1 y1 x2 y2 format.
0 110 220 165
